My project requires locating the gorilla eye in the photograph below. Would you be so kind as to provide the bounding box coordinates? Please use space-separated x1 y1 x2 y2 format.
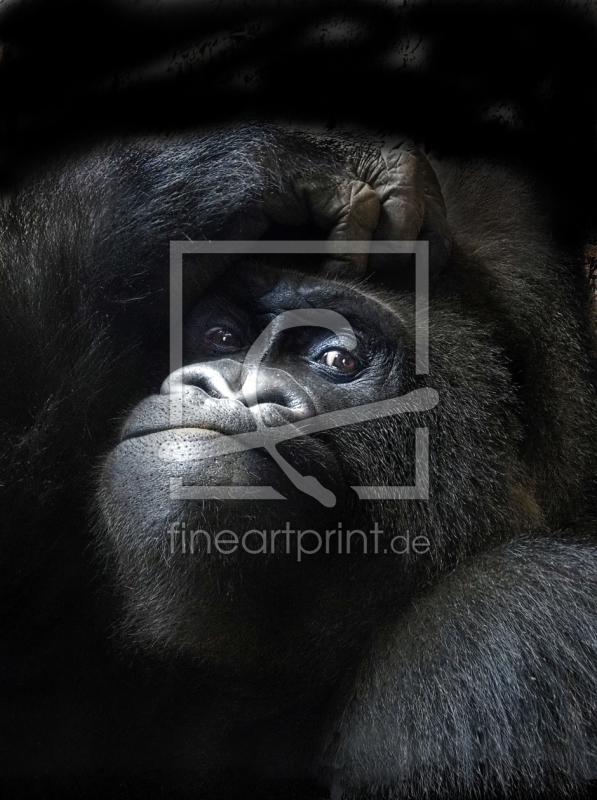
319 349 359 373
203 326 242 351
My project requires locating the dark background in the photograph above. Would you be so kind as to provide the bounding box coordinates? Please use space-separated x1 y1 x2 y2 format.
0 0 596 242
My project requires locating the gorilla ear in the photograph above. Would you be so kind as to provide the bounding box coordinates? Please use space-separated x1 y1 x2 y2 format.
260 136 452 280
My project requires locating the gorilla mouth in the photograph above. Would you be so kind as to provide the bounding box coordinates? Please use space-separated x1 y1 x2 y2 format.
123 423 222 441
116 389 345 507
120 390 255 441
119 390 311 443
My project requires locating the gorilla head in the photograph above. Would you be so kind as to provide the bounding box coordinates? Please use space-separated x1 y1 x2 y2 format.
97 260 538 683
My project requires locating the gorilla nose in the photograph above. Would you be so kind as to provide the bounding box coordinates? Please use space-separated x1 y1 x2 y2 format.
161 360 240 400
161 359 317 419
160 359 243 401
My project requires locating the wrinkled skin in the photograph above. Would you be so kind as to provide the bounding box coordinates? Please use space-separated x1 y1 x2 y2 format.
2 122 597 799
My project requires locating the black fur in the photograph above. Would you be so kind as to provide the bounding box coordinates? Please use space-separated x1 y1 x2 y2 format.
1 122 597 799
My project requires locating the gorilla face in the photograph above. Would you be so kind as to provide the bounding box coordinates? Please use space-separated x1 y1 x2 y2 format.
108 264 410 510
97 262 538 677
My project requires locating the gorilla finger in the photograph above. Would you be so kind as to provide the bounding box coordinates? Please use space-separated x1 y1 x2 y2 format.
357 144 425 243
302 178 380 276
260 177 380 276
354 143 451 276
419 153 452 274
419 199 453 282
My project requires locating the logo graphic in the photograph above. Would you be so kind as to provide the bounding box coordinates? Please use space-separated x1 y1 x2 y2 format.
166 241 437 505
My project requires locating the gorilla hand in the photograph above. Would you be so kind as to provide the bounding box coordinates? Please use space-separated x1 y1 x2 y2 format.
258 132 452 277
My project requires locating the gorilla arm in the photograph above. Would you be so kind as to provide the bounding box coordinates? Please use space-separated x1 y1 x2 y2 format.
323 535 597 799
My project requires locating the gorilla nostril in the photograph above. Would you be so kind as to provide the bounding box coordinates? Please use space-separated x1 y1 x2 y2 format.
259 386 304 411
241 370 316 419
160 361 243 400
185 367 237 400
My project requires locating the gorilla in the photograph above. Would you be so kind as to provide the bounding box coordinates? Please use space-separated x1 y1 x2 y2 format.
1 122 597 800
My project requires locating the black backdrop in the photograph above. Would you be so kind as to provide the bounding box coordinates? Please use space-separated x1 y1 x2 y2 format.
2 2 597 797
0 0 596 241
